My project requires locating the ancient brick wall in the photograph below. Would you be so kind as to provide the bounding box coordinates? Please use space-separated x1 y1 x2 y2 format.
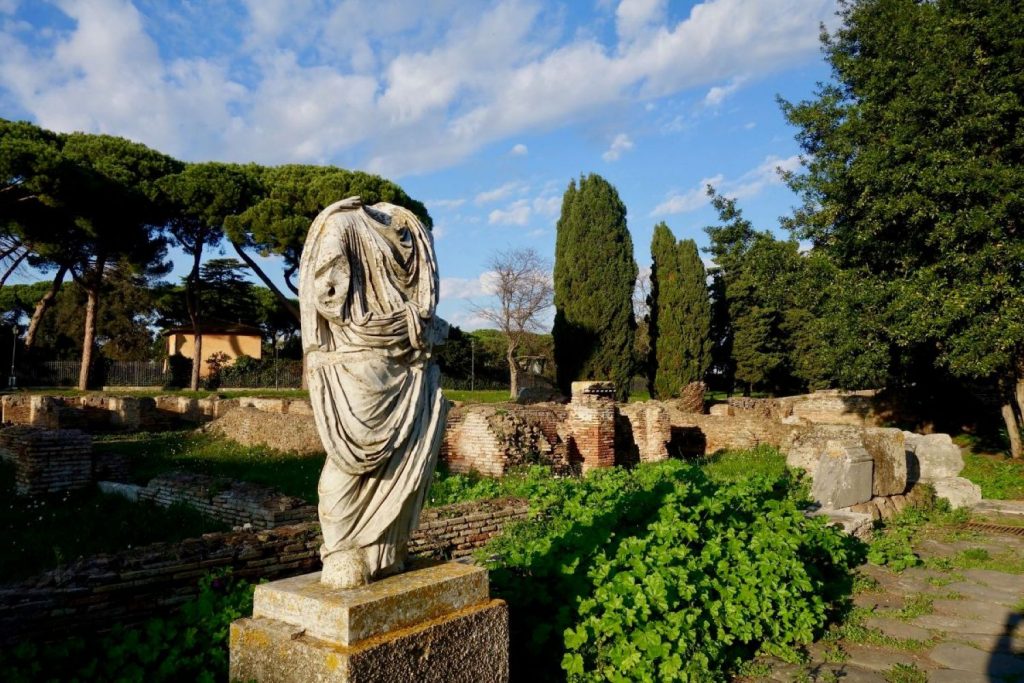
440 403 571 476
0 497 529 644
408 497 528 560
564 382 617 472
0 426 93 496
137 472 317 529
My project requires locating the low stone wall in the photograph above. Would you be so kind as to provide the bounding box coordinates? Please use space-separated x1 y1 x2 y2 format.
0 496 529 644
0 426 93 496
409 497 529 560
200 406 324 454
441 403 572 476
721 389 882 427
137 472 317 529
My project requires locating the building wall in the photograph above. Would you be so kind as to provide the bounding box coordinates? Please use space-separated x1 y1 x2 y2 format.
167 333 262 376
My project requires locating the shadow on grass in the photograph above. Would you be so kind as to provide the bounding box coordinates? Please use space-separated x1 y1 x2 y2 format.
98 431 323 503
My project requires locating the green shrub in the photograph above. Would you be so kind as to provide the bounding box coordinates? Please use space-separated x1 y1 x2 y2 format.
483 459 864 681
0 571 253 682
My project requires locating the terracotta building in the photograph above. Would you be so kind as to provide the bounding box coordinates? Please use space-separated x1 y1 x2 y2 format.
164 322 262 377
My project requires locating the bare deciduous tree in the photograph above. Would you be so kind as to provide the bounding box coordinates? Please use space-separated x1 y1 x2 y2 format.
472 248 553 398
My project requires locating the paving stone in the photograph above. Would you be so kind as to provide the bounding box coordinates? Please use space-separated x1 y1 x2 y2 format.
973 499 1024 516
813 664 885 682
912 613 1014 636
927 641 1024 676
952 632 1024 654
854 592 905 610
931 598 1018 625
928 669 991 683
944 581 1022 607
863 617 933 641
961 569 1024 593
841 644 931 673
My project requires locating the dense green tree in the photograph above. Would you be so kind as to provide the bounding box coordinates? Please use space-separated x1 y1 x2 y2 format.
158 163 263 389
224 164 430 321
59 133 181 388
703 191 809 395
647 224 711 398
781 0 1024 454
553 174 637 400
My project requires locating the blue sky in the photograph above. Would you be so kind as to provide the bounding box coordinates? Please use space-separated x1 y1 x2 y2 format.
0 0 838 330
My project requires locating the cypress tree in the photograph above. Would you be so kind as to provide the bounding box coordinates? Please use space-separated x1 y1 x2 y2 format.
648 224 711 398
553 174 637 400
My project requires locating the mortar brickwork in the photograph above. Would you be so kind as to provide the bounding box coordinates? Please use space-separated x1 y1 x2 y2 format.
0 496 528 644
0 426 93 496
137 472 317 529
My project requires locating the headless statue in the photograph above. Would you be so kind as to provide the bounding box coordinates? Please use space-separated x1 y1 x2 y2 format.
298 196 448 589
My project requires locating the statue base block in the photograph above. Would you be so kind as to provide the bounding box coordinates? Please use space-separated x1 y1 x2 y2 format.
229 562 509 682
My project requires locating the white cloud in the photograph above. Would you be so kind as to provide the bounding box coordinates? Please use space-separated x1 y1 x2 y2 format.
650 153 801 216
475 181 526 205
532 195 561 216
510 143 528 155
616 0 667 43
602 132 634 161
440 271 497 299
0 0 835 175
703 76 745 107
728 154 801 198
651 174 723 215
488 199 531 226
428 198 466 209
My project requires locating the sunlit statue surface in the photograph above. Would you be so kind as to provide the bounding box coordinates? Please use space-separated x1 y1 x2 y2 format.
298 196 448 589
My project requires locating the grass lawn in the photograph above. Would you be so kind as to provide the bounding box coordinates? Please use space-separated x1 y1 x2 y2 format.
960 450 1024 500
0 461 227 583
99 431 324 502
699 445 792 483
443 389 510 403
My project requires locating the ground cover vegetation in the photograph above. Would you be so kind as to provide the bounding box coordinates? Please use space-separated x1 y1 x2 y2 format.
0 570 252 682
483 452 865 681
0 460 226 582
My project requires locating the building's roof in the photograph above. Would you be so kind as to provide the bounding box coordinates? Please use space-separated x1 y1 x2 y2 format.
163 319 263 336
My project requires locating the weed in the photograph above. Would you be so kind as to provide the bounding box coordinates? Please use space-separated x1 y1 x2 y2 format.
882 662 927 683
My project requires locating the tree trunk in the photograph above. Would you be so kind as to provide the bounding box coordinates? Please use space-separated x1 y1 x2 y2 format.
0 249 28 290
186 247 204 391
231 241 300 321
1014 372 1024 433
507 347 519 400
1000 401 1022 459
78 283 99 391
25 264 68 349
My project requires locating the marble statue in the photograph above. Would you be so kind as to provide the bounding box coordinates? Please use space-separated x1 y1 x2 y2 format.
298 196 448 589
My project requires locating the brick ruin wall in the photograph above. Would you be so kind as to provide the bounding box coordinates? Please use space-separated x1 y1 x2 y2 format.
137 472 317 530
0 394 312 433
0 426 93 496
0 496 529 644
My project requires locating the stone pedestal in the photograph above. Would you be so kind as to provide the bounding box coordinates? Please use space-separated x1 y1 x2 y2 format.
229 561 509 682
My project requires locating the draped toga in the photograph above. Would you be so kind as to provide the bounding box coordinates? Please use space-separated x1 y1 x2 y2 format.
298 197 448 579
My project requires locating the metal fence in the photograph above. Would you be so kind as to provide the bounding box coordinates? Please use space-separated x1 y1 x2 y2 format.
15 359 306 389
14 359 512 391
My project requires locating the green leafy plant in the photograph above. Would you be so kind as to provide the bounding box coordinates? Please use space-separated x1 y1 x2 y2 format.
0 570 254 681
482 458 864 681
